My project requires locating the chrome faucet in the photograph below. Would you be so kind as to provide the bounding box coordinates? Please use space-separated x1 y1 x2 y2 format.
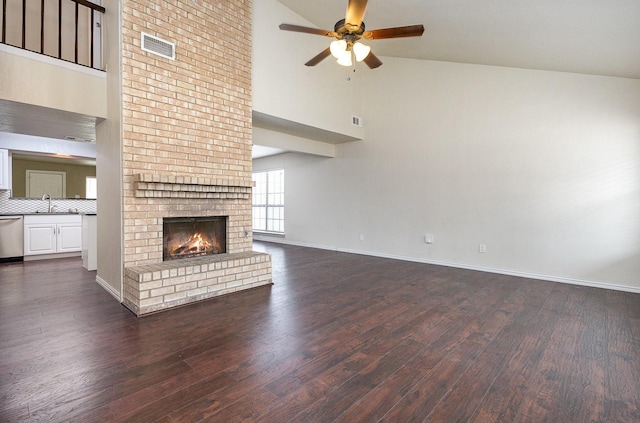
41 193 52 212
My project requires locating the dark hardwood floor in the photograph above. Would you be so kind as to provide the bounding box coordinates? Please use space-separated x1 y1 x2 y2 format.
1 242 640 422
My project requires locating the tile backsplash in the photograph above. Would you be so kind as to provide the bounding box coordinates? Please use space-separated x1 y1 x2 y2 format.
0 190 96 214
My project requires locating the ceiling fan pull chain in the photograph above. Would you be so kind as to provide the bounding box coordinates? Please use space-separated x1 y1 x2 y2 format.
347 64 357 81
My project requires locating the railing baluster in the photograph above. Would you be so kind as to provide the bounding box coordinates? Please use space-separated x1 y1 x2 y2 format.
21 0 26 49
74 1 79 64
58 0 62 59
2 0 7 44
40 0 45 54
3 0 105 70
90 11 95 68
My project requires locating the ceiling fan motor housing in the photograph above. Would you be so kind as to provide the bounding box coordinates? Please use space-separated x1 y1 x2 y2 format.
334 18 365 37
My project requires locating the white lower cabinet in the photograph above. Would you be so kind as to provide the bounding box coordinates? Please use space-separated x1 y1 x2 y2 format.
24 215 82 256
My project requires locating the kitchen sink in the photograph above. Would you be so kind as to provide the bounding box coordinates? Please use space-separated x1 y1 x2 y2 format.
32 211 79 214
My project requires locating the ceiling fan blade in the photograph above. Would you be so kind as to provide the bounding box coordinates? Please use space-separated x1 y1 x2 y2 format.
363 24 425 40
363 51 383 69
305 47 332 66
279 23 334 37
344 0 368 30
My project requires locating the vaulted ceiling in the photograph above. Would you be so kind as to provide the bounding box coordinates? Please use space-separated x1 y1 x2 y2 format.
277 0 640 79
3 1 639 160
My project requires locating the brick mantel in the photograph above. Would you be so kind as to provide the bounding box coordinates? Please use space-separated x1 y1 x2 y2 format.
133 173 252 199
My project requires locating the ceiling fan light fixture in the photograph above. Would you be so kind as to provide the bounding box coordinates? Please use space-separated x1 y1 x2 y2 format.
353 41 371 62
330 39 347 58
336 52 353 67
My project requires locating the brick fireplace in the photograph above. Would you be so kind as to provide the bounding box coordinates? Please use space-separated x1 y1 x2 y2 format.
118 0 272 315
121 174 272 315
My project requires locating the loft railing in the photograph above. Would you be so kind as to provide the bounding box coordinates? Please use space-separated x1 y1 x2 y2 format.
1 0 105 70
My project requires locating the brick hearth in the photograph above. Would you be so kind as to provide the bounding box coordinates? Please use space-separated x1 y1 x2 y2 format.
123 251 271 315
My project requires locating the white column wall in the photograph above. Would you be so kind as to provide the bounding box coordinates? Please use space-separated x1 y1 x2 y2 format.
94 0 123 299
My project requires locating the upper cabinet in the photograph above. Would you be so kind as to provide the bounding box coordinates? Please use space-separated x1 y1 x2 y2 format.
0 149 9 190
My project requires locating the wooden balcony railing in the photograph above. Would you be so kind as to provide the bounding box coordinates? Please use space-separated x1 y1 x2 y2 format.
1 0 105 70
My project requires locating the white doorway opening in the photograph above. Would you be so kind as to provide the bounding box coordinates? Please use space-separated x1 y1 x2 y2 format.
26 170 66 198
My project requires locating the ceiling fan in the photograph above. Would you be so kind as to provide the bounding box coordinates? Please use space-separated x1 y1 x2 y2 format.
279 0 424 69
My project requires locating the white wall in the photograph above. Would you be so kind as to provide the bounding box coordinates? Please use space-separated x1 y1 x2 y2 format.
252 0 363 140
254 57 640 290
0 46 106 118
253 127 336 158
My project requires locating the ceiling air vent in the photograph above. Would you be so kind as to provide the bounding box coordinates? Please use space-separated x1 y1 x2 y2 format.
352 116 363 127
141 32 175 60
65 136 95 143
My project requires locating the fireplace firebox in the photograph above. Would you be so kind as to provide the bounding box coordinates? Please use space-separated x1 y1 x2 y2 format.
163 216 227 261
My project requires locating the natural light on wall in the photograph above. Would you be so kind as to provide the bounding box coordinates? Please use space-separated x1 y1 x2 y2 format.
86 176 97 199
252 169 284 233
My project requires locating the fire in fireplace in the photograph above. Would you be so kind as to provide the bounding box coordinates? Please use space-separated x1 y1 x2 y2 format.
163 216 227 261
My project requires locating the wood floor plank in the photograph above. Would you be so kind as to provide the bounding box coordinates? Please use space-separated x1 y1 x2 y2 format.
426 304 543 422
604 290 640 422
377 308 516 422
513 301 608 423
118 371 237 423
332 321 459 423
291 339 426 422
1 243 640 422
468 307 558 423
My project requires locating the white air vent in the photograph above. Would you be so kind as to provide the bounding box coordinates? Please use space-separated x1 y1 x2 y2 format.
352 116 363 127
141 32 175 60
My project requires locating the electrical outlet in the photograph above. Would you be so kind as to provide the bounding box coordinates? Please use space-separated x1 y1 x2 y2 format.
425 234 434 244
479 243 487 253
359 234 365 241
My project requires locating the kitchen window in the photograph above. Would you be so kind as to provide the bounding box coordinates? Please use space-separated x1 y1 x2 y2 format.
86 177 97 199
252 169 284 233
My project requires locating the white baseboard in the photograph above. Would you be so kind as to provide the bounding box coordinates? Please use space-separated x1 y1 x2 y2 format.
23 252 81 261
253 237 640 294
253 234 332 251
96 275 121 301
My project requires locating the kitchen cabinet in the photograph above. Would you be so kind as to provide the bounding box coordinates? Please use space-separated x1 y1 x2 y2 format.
0 149 9 190
24 215 82 257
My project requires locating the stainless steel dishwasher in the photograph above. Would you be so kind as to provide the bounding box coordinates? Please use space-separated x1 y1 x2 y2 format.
0 215 24 262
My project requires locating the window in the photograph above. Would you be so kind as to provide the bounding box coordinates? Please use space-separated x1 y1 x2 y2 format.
252 169 284 233
86 177 97 199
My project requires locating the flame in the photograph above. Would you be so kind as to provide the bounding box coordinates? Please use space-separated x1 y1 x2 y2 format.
190 232 211 251
170 232 213 257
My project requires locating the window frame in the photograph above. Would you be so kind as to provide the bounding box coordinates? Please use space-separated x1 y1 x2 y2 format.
252 168 284 234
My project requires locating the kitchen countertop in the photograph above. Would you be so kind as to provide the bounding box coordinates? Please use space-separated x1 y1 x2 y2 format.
0 212 83 216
